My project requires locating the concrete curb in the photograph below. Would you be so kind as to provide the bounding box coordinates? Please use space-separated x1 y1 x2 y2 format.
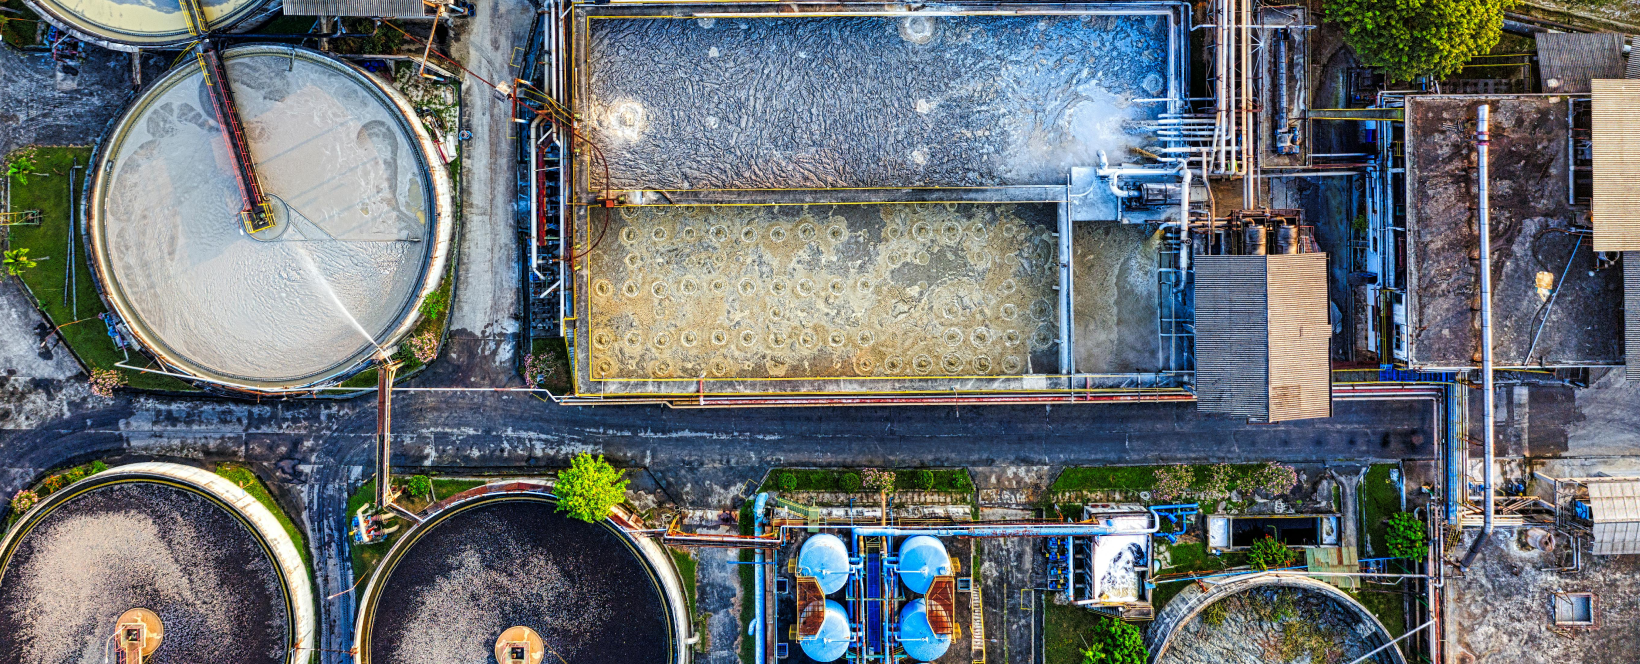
0 461 317 664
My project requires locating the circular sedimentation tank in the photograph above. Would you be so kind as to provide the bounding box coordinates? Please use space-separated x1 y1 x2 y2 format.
22 0 274 50
88 45 452 392
357 492 683 664
1148 575 1404 664
0 462 315 664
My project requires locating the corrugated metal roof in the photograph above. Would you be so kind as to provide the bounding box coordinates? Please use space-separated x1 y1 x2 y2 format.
1195 256 1271 420
1627 253 1640 380
1537 32 1624 93
1194 254 1330 422
281 0 428 18
795 576 827 637
1590 79 1640 251
924 576 958 636
1267 253 1332 421
1627 35 1640 80
1587 480 1640 555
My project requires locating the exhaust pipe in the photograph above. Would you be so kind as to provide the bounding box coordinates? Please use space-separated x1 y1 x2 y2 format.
1462 104 1495 570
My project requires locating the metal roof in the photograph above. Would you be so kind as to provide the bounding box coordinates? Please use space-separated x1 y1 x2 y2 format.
1536 32 1624 93
1591 79 1640 251
1194 253 1332 422
796 576 827 638
924 576 958 636
281 0 429 17
1587 480 1640 555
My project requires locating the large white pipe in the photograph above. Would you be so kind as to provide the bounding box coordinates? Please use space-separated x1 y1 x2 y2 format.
1462 104 1495 569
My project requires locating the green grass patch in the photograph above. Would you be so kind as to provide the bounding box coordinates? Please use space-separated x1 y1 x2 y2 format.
1360 464 1401 558
1351 587 1407 639
215 463 311 570
1 0 42 48
345 476 487 585
5 147 197 392
1045 601 1137 664
758 468 974 493
526 336 572 393
738 500 755 664
671 547 698 615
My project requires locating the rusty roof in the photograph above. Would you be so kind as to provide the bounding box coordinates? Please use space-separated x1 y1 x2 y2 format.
924 576 958 636
796 576 827 637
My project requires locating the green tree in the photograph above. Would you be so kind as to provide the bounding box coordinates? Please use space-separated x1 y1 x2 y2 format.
554 453 629 523
912 469 935 490
1386 511 1429 559
1080 616 1147 664
776 470 797 492
839 472 862 492
1326 0 1512 82
4 248 37 276
404 475 432 500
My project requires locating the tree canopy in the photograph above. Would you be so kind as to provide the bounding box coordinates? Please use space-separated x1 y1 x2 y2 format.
554 453 629 523
1327 0 1512 82
1080 616 1147 664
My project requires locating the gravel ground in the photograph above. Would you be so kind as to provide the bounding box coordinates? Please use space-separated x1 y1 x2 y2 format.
0 481 289 664
366 499 669 664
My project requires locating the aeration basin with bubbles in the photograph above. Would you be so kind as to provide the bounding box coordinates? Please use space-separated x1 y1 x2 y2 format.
355 492 686 664
21 0 275 50
88 45 454 393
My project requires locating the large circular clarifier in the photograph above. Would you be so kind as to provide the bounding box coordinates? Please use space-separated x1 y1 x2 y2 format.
358 496 674 664
0 463 312 664
22 0 270 50
89 45 452 391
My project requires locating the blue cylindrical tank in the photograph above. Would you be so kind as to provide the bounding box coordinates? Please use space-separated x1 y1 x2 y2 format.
897 598 952 662
896 535 952 595
798 533 852 595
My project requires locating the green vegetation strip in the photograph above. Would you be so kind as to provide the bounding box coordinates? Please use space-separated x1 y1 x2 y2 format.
215 464 311 570
760 468 975 493
3 460 108 531
4 147 197 391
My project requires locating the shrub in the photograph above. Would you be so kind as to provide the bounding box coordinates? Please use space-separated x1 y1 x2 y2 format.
1250 462 1298 496
88 368 126 398
404 474 432 500
839 472 862 492
912 469 935 490
1248 535 1296 571
4 248 37 276
10 489 39 514
418 287 451 320
1152 465 1193 502
776 471 797 492
91 460 108 474
554 453 629 523
407 330 439 364
6 154 36 185
1079 615 1147 664
1386 511 1429 559
38 475 64 494
1326 0 1511 82
60 467 86 483
1201 463 1236 499
862 468 895 494
1203 600 1229 627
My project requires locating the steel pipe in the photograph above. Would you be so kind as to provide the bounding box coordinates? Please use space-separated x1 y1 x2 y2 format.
1462 104 1495 570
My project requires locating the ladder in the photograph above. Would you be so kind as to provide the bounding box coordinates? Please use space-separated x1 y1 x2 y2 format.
0 210 40 226
970 570 985 664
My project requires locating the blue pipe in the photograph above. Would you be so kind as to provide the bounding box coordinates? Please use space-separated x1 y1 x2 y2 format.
852 509 1162 539
1445 382 1463 525
753 492 769 664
